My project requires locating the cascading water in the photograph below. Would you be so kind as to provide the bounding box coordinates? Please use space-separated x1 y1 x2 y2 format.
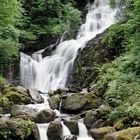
21 0 118 140
77 122 93 140
37 123 49 140
20 0 118 93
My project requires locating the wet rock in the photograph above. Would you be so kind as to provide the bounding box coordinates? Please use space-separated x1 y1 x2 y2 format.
104 127 140 140
89 127 116 140
11 105 38 121
35 109 56 123
47 121 63 140
62 93 101 113
28 89 44 103
64 119 79 135
49 94 61 110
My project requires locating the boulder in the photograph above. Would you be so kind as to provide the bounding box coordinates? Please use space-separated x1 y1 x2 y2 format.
5 86 28 96
64 119 79 135
47 121 63 140
62 93 101 113
89 127 116 140
11 105 38 121
28 89 44 103
35 109 56 123
84 105 111 129
48 94 61 110
104 127 140 140
5 91 31 104
0 118 39 140
84 110 97 129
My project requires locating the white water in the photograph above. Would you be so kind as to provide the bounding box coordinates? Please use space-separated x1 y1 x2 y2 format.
78 122 93 140
37 123 49 140
21 0 118 139
20 0 118 93
61 122 72 140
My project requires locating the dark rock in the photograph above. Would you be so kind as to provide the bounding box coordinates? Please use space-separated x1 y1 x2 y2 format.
64 119 79 135
35 109 56 123
28 89 44 103
47 121 63 140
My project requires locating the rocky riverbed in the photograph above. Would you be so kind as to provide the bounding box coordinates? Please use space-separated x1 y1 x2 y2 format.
1 84 140 140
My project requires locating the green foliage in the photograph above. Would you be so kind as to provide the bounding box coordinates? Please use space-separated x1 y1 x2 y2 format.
0 0 22 68
97 0 140 122
0 129 12 140
20 0 81 46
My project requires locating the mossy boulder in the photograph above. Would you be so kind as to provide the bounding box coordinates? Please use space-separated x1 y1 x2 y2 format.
104 127 140 140
3 86 32 105
0 118 39 140
47 121 63 140
48 94 61 110
62 93 101 113
89 127 116 140
35 109 56 123
5 91 31 104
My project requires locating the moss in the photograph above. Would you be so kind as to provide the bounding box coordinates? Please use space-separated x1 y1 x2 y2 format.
5 91 31 104
114 120 124 131
105 127 140 140
0 119 35 140
0 95 13 107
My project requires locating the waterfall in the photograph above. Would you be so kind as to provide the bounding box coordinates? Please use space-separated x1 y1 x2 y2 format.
78 122 93 140
61 122 72 140
37 123 49 140
20 0 117 92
